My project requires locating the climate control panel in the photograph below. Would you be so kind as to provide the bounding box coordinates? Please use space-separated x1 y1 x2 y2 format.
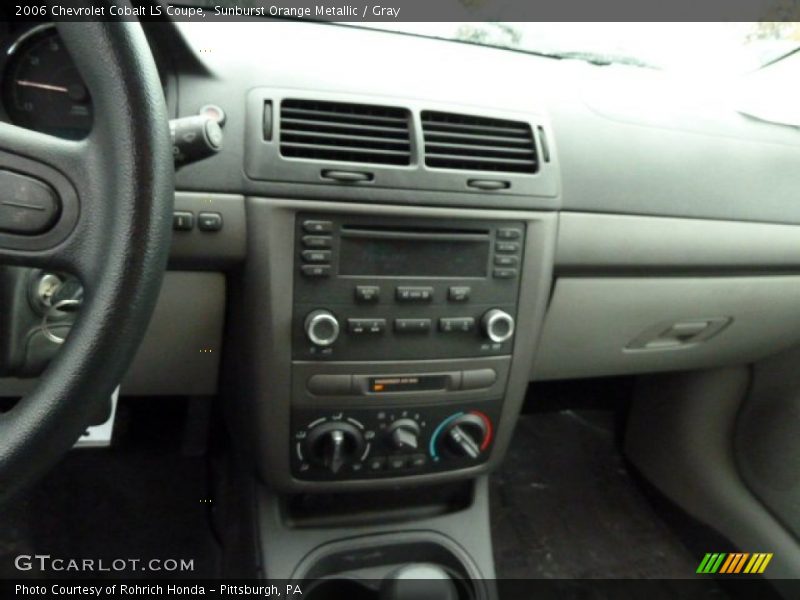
291 403 500 481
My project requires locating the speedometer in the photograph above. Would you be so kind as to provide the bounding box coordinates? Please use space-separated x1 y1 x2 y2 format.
2 25 92 139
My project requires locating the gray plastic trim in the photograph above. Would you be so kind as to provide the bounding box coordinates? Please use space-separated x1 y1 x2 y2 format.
0 271 226 397
255 476 496 582
556 212 800 271
533 276 800 380
626 367 800 588
170 192 246 268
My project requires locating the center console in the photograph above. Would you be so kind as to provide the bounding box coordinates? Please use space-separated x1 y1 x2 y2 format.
235 198 556 493
232 199 556 586
290 213 524 482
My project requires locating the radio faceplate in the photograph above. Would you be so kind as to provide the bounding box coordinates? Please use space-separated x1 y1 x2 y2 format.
293 213 525 361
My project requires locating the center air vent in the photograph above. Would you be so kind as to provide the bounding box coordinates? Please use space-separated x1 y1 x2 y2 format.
280 99 412 166
422 111 538 174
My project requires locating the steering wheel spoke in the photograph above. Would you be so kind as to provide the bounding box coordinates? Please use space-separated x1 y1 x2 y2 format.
0 121 90 274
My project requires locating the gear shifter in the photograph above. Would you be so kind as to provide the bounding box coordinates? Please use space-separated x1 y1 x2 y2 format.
379 564 459 600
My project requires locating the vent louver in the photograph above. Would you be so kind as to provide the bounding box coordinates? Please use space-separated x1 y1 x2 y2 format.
422 111 538 174
280 99 412 166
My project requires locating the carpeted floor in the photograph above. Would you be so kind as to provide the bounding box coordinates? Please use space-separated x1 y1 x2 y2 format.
490 410 719 581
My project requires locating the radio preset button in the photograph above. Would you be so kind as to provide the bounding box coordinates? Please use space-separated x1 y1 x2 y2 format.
396 286 434 302
493 268 517 279
302 235 332 249
495 241 519 253
355 285 380 303
302 249 331 263
301 265 331 278
439 317 476 333
448 286 471 302
494 255 518 267
497 228 522 240
348 318 386 334
394 318 432 333
303 220 333 233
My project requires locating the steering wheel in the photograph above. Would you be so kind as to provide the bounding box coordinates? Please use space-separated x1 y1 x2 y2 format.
0 13 173 503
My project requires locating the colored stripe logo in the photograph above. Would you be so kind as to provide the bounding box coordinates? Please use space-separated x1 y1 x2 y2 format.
697 553 773 574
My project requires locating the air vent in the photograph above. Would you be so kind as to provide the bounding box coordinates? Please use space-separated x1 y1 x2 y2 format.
422 111 538 174
280 99 412 166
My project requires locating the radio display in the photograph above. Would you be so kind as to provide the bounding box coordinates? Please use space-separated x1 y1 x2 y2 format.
339 236 489 277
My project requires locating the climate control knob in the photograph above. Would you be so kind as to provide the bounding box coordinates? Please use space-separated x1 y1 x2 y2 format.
304 421 365 474
386 418 421 451
481 309 515 343
305 309 340 346
437 412 492 460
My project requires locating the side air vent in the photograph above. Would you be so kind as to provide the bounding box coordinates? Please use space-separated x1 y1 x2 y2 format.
422 111 538 174
280 99 412 166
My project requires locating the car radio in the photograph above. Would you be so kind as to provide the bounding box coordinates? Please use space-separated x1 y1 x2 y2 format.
292 213 525 361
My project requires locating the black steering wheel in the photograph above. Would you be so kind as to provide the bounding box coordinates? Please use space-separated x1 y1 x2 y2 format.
0 12 173 503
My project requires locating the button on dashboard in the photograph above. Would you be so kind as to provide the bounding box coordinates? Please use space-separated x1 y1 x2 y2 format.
368 456 386 471
198 212 223 231
396 286 434 302
172 211 194 231
307 374 353 395
355 285 380 303
348 318 386 334
497 228 521 240
387 456 407 470
394 318 432 333
302 235 332 249
303 220 333 233
302 249 331 263
493 268 517 279
439 317 475 333
495 241 519 253
494 255 518 267
448 286 471 302
301 265 331 277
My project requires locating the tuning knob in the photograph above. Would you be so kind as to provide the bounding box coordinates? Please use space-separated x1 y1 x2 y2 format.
305 309 340 346
439 413 491 459
304 421 365 474
386 418 421 451
481 309 515 343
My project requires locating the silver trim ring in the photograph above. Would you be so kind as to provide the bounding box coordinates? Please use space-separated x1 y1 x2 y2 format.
306 312 340 346
41 298 81 344
486 310 515 344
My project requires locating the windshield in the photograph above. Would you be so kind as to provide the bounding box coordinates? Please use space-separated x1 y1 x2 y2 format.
351 22 800 73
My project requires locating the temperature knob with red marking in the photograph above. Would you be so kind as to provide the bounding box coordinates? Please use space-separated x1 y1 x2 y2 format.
430 411 493 461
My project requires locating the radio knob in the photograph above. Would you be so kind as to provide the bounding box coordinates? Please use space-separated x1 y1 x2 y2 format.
481 309 515 343
305 310 340 346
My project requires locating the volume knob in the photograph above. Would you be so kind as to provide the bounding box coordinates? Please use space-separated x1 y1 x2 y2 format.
305 310 340 346
481 309 515 343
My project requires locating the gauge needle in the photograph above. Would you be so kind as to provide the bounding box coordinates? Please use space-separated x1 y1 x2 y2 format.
16 79 69 93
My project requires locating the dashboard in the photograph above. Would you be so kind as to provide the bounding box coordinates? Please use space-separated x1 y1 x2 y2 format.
3 18 800 494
